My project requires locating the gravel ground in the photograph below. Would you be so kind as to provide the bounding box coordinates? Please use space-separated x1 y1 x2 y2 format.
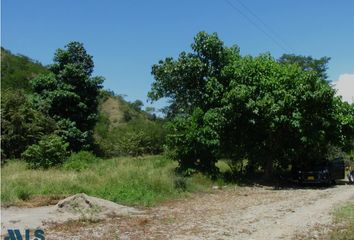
2 185 353 239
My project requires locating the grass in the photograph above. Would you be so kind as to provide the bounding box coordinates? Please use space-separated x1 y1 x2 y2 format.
1 155 216 207
329 203 354 240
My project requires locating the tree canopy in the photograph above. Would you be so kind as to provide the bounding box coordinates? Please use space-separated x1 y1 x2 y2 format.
149 32 239 118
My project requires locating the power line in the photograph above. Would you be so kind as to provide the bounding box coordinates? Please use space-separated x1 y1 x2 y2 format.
234 0 292 52
224 0 289 52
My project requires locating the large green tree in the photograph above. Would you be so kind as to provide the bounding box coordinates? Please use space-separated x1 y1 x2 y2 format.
31 42 104 151
149 32 237 172
150 32 351 177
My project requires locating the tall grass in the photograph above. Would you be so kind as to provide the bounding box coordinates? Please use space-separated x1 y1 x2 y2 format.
1 155 214 206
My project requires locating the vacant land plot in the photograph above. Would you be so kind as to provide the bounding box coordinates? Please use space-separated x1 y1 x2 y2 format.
2 157 353 239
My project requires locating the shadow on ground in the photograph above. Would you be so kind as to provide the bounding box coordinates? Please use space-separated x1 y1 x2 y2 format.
220 170 350 191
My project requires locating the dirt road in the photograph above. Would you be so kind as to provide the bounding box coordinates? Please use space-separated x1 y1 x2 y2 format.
121 185 354 240
3 185 354 239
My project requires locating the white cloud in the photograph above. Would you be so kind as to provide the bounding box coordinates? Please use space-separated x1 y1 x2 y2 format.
333 74 354 104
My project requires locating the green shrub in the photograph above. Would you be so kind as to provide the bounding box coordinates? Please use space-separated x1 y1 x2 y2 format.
96 119 167 157
22 134 69 169
117 130 146 156
63 151 99 171
165 109 220 174
114 120 167 156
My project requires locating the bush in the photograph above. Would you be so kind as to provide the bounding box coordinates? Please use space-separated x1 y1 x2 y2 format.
115 120 167 156
117 130 147 156
63 151 99 171
22 134 69 169
96 119 167 157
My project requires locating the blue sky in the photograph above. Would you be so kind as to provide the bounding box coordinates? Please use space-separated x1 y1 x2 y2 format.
2 0 354 109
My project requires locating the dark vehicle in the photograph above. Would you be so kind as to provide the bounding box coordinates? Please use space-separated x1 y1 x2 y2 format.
294 158 345 185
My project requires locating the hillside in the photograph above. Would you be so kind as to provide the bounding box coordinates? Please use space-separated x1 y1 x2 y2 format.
1 47 48 93
94 91 165 157
98 91 155 128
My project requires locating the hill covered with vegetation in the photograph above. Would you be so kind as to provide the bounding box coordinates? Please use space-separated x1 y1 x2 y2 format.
1 47 49 93
94 91 166 157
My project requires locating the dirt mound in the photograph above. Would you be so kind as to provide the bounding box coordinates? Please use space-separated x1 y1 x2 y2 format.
56 193 141 217
1 194 143 233
56 194 102 217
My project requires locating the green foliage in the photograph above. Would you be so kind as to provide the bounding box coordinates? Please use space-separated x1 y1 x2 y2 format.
96 119 166 157
116 131 147 156
21 134 69 169
223 53 340 174
31 42 104 152
55 119 91 151
63 151 99 171
1 90 56 159
1 48 48 93
166 108 222 174
334 100 354 152
150 31 352 176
